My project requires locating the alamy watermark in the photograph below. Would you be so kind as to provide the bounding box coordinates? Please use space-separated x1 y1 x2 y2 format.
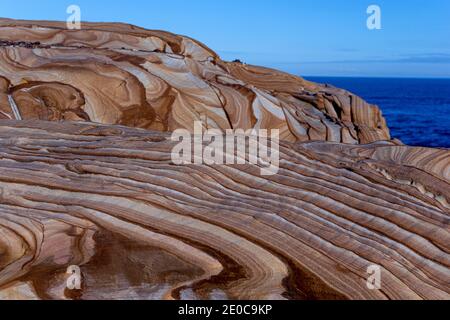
66 5 81 30
171 121 280 176
66 265 82 290
367 5 382 30
366 264 382 290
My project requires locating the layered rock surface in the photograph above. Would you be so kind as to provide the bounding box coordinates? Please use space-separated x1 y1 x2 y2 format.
0 120 448 300
0 18 390 144
0 19 448 300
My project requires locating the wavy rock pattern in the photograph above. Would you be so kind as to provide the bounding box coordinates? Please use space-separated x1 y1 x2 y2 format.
0 120 448 300
0 20 448 301
0 18 389 144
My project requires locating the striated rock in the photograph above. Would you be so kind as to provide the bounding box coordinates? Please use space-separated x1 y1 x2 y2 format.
0 18 389 144
0 20 448 301
0 120 448 300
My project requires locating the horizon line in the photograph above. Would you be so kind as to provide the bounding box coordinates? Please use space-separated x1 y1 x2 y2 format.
301 75 450 80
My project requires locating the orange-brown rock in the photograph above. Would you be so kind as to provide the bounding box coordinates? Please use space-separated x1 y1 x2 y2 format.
0 19 448 301
0 120 448 300
0 18 389 144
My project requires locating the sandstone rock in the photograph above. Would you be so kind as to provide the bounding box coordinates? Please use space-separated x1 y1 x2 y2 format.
0 18 389 144
0 120 448 300
0 20 448 301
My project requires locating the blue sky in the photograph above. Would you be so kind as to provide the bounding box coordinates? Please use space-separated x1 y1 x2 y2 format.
1 0 450 77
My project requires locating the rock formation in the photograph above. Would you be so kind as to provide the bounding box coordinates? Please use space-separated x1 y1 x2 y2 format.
0 18 390 144
0 19 448 300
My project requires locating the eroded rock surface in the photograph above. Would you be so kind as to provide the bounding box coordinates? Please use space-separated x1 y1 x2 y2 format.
0 120 448 300
0 20 448 301
0 18 389 144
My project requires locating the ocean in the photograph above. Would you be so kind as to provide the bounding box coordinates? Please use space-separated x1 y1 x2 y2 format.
305 77 450 149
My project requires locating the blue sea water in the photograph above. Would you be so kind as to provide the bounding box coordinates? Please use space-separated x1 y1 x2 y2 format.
305 77 450 149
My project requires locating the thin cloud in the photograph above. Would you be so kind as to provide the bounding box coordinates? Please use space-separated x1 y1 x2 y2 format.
299 54 450 64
